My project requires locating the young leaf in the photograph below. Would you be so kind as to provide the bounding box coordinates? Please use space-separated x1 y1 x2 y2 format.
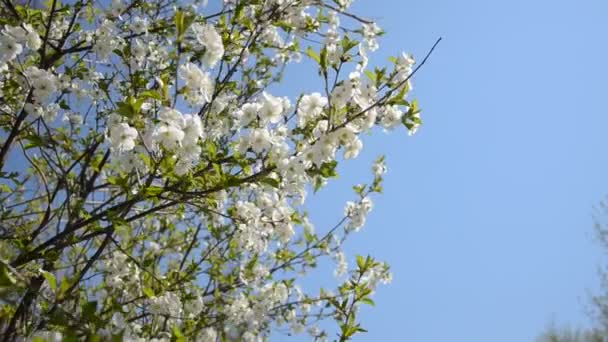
40 270 57 291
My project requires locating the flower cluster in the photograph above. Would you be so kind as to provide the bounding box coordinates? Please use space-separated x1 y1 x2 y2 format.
191 23 224 67
179 62 215 106
103 252 142 295
149 291 183 317
345 197 374 232
0 24 40 64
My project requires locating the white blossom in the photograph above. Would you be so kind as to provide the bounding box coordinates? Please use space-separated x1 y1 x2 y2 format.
345 197 373 232
372 158 387 177
0 32 22 62
298 92 327 127
109 123 138 152
179 62 214 105
191 23 224 67
131 17 149 35
379 105 403 129
149 292 182 317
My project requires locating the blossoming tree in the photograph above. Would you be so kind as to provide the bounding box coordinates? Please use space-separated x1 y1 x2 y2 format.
0 0 437 340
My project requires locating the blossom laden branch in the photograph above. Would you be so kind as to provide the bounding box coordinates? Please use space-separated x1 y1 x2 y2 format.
0 0 435 340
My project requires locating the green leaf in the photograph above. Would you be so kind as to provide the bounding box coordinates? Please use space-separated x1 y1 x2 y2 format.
86 334 102 342
306 47 320 64
205 141 218 158
260 177 280 188
0 263 16 287
115 101 134 119
144 186 164 197
172 325 185 341
353 184 366 195
139 90 162 101
356 255 365 270
319 161 338 178
40 270 57 291
364 70 376 83
175 11 193 43
130 97 145 114
360 298 375 307
82 301 98 320
341 35 358 53
234 1 246 21
59 99 70 110
313 177 324 193
59 276 71 296
320 46 328 72
175 10 185 40
410 99 421 114
143 287 155 298
24 134 48 150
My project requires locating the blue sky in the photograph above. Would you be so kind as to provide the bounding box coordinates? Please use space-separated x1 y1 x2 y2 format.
295 0 608 341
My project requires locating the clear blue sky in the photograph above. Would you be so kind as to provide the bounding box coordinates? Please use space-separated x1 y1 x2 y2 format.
289 0 608 341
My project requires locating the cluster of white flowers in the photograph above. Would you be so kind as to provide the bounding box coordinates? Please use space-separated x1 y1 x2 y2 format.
223 282 294 339
23 67 58 104
231 188 295 253
103 252 141 295
334 251 348 277
149 291 183 317
331 71 377 117
20 66 61 120
94 20 124 61
372 158 388 177
233 200 270 253
24 103 60 121
395 52 416 87
362 22 382 52
191 23 224 67
197 327 218 342
260 25 284 48
131 17 149 35
282 5 315 33
379 104 404 129
233 92 291 129
238 128 272 155
361 262 393 289
324 11 342 65
179 62 215 105
96 312 144 341
259 92 290 124
405 109 422 135
261 193 295 243
68 70 103 102
224 293 255 330
107 106 206 175
335 0 354 9
299 124 364 168
297 92 327 128
130 38 149 70
109 122 138 152
176 115 206 173
156 108 204 146
345 197 373 232
109 0 126 16
240 262 270 286
0 24 40 64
